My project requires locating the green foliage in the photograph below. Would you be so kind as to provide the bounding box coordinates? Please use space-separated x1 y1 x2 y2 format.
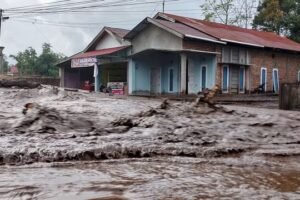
10 43 64 77
2 55 9 73
253 0 300 42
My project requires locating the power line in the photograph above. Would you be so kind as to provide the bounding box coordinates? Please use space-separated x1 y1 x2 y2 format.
5 0 179 14
5 0 149 12
10 18 138 28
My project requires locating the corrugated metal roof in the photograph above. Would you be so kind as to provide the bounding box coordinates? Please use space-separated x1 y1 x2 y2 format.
157 13 300 52
152 19 220 43
72 46 130 59
105 27 130 38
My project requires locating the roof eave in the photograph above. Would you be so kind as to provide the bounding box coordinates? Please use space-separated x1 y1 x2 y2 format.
147 18 183 38
154 12 176 22
124 18 149 40
185 34 226 45
220 38 265 48
125 17 184 40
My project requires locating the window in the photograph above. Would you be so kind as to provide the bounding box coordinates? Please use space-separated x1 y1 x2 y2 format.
201 65 207 90
222 47 231 63
168 68 174 92
231 48 239 63
222 65 229 93
239 67 245 93
272 68 279 93
260 67 267 91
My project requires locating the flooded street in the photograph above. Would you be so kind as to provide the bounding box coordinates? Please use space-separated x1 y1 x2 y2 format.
1 158 300 200
0 86 300 199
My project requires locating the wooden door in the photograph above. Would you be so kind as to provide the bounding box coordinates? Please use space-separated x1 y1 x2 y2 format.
230 67 239 94
151 67 161 94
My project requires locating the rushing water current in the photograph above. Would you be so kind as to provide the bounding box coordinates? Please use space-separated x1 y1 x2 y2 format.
0 87 300 199
1 158 300 200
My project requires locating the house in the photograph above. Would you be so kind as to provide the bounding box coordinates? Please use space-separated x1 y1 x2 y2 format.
7 65 19 76
58 13 300 95
57 26 130 91
125 12 300 95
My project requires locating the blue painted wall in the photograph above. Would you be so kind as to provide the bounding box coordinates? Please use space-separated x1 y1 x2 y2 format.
130 52 180 94
128 52 216 95
135 61 151 92
187 53 216 94
161 54 180 93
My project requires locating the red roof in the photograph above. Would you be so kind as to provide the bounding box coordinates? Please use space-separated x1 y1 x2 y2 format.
73 46 129 59
157 13 300 52
152 19 219 42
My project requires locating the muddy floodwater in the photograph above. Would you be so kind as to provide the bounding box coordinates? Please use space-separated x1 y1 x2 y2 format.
0 86 300 199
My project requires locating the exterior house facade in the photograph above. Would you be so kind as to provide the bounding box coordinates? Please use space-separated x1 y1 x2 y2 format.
125 13 300 95
58 12 300 96
57 26 130 92
125 17 221 95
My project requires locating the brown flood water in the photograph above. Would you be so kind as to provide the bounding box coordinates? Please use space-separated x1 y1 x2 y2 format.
0 158 300 200
1 87 300 199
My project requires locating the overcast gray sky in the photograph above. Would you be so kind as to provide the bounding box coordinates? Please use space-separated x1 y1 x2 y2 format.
0 0 204 64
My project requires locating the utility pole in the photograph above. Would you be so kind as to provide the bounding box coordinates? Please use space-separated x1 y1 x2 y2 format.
0 9 3 38
0 9 3 74
0 9 9 74
0 46 4 74
0 9 9 39
163 0 165 13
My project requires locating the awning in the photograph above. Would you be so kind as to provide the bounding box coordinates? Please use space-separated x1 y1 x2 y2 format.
71 45 130 68
56 46 130 67
73 46 130 59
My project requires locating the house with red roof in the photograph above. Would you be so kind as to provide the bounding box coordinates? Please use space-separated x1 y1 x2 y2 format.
57 26 130 91
125 12 300 95
58 12 300 95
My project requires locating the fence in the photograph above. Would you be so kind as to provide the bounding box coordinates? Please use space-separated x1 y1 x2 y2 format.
279 82 300 110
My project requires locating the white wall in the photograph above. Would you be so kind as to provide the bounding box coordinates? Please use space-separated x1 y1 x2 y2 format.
95 33 122 50
131 24 182 54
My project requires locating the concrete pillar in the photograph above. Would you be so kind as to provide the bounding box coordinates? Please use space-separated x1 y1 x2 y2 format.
180 53 187 94
0 46 4 74
94 65 100 92
59 67 64 87
128 59 136 95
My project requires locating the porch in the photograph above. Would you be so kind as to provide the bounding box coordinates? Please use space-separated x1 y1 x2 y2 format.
128 49 217 96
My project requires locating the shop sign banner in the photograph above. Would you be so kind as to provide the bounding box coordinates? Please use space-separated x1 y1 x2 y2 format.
71 57 97 68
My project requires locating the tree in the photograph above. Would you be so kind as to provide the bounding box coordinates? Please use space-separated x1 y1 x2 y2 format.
235 0 258 28
10 47 38 76
252 0 284 34
200 0 258 28
36 43 63 77
10 43 64 77
253 0 300 42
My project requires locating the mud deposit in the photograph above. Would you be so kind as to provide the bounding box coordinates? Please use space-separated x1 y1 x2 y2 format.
0 86 300 199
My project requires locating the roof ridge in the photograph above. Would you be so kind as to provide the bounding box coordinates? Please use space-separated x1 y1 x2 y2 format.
157 13 220 40
156 12 300 51
105 26 130 31
162 12 279 36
